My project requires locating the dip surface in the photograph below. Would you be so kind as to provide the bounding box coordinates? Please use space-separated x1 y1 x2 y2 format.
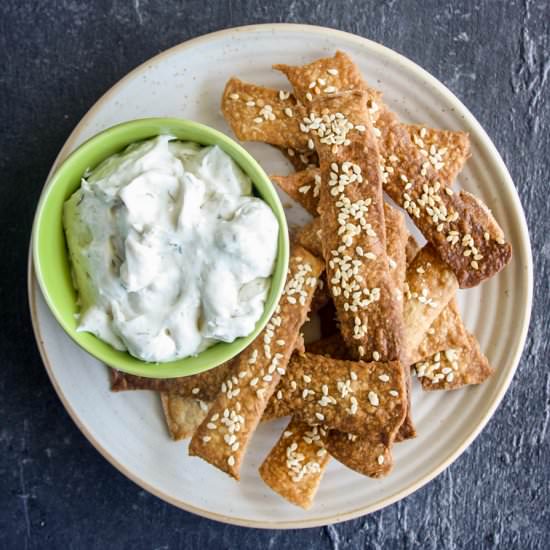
63 136 279 362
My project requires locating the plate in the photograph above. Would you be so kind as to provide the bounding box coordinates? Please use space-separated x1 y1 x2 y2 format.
28 24 532 528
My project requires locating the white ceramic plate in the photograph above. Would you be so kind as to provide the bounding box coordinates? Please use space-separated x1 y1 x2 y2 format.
28 24 532 528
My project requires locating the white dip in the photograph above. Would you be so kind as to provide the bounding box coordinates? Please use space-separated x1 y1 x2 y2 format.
63 136 279 362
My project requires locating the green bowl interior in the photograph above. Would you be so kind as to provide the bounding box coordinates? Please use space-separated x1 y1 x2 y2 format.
33 118 289 378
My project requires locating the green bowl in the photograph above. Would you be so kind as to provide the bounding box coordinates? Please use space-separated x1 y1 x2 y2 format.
32 118 289 378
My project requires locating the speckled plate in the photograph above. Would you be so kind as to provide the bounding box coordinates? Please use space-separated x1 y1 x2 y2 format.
28 24 532 528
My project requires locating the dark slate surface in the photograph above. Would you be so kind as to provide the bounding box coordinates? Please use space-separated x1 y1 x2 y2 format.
1 1 548 548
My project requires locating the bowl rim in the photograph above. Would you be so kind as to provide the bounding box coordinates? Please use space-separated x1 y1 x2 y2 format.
31 117 290 378
27 23 533 529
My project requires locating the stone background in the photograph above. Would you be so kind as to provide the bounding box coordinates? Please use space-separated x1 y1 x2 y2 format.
1 1 548 548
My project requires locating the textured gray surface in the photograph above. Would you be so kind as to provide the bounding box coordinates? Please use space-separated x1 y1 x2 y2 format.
1 1 549 548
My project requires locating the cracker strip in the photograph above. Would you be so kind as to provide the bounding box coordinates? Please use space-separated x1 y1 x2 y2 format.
259 418 330 509
294 217 324 258
403 244 459 355
160 395 211 440
305 91 404 361
410 298 468 364
188 246 324 479
264 352 407 436
221 78 308 150
405 124 470 187
415 333 493 390
110 362 233 402
376 108 511 288
384 205 408 302
271 168 321 215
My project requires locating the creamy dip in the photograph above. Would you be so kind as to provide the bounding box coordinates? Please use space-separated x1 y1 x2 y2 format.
63 136 279 362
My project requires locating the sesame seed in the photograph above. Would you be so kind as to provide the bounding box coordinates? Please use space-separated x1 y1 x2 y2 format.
229 93 239 100
315 412 325 421
377 455 385 465
368 391 380 407
378 374 390 383
389 390 399 397
279 90 290 100
191 387 200 395
227 455 235 467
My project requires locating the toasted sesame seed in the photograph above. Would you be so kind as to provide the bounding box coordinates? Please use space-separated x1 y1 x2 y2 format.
368 391 380 407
